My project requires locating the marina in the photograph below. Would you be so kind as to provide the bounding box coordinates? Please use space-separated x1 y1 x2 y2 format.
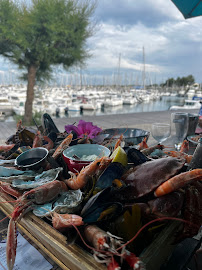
1 84 201 122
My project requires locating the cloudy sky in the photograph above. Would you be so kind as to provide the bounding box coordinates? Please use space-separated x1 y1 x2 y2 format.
0 0 202 85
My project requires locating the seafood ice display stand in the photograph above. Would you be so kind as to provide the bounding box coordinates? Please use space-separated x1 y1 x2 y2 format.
0 118 202 270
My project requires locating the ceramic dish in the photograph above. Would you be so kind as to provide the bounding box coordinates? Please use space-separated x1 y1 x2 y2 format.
63 144 111 173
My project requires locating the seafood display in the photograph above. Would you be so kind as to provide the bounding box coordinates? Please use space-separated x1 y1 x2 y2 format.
0 116 202 270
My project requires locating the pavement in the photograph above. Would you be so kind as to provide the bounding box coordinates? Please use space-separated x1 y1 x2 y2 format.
0 108 199 146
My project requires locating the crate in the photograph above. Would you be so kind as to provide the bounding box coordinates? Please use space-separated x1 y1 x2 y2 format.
0 193 179 270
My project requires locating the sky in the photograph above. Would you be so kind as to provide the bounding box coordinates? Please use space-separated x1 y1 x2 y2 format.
0 0 202 85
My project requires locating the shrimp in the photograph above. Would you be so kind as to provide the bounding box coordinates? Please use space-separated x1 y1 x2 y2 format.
180 139 189 153
154 169 202 197
32 130 43 148
6 180 68 270
43 136 54 151
0 144 16 153
164 150 192 164
141 144 164 156
95 156 112 178
0 181 22 198
114 134 124 150
52 133 73 159
84 225 110 250
137 137 148 150
52 212 83 231
65 157 104 190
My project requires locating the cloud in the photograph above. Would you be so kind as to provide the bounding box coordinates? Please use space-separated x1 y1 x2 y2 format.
85 1 202 84
0 0 201 85
94 0 182 27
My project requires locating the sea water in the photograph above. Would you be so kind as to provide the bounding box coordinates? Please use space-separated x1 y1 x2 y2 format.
64 96 185 118
4 96 185 122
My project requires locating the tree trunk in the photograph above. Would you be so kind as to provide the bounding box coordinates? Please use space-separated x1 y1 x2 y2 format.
23 65 37 125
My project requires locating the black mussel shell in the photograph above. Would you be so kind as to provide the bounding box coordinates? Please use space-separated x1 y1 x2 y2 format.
42 113 60 135
81 188 111 216
69 130 78 146
124 146 150 165
95 162 125 191
82 202 123 223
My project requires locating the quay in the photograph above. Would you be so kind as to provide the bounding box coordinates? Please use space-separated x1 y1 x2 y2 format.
0 109 199 145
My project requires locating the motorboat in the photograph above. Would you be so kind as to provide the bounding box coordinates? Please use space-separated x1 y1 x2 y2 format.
123 96 138 105
0 111 6 121
170 99 201 110
0 97 13 116
103 98 123 107
68 102 82 111
13 101 25 116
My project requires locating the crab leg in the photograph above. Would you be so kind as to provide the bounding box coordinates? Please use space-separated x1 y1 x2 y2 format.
154 169 202 197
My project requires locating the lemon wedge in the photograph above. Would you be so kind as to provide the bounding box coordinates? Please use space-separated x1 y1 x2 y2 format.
110 146 128 167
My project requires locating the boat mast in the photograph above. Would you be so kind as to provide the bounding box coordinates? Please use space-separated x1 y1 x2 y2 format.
117 53 121 89
142 46 146 90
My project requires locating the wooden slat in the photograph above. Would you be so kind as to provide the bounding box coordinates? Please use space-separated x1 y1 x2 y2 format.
140 221 179 270
0 193 106 270
0 192 180 270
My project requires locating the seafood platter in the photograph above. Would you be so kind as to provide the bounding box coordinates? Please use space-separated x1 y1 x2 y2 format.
0 115 201 270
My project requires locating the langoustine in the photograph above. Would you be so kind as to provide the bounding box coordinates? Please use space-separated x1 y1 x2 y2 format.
84 225 145 270
65 156 112 190
6 180 68 270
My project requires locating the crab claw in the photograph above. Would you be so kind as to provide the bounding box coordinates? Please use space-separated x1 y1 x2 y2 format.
6 218 17 270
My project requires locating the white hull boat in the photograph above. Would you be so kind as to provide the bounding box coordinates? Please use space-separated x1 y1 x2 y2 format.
68 103 81 111
123 97 138 105
0 97 13 116
170 99 201 110
103 98 123 107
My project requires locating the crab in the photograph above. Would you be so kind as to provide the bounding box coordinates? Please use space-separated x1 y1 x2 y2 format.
117 156 202 241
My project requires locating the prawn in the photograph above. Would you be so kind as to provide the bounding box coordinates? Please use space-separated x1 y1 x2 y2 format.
137 137 148 150
84 225 110 250
32 130 43 148
0 144 16 153
154 168 202 197
141 144 164 156
52 133 73 159
65 157 105 190
180 139 189 153
164 150 192 164
52 212 83 231
43 135 54 151
114 134 124 150
0 181 22 199
6 180 68 270
32 131 54 150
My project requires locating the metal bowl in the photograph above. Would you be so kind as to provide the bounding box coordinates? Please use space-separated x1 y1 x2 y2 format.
15 147 49 171
101 128 150 147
